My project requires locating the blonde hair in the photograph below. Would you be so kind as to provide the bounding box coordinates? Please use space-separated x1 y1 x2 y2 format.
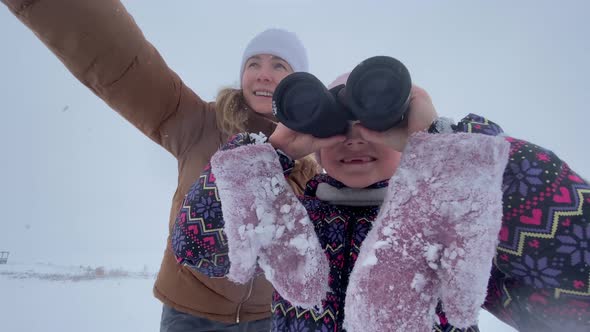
215 87 320 195
216 87 249 137
287 154 322 195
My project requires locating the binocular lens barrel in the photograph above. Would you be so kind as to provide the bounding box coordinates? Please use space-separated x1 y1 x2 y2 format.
345 56 411 132
273 72 349 138
273 56 412 138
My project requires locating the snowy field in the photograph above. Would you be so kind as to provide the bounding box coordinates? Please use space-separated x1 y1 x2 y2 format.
0 253 162 332
0 255 516 332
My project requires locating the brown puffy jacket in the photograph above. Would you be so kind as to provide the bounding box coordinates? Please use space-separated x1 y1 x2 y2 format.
1 0 315 323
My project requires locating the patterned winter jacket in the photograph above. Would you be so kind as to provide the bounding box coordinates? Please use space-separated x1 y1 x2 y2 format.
172 114 590 331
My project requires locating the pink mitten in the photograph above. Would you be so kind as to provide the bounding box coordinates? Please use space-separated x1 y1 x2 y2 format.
433 134 508 327
344 132 509 331
212 143 329 308
211 143 274 283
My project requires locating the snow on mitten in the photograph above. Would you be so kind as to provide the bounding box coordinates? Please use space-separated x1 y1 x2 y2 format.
344 132 509 331
210 143 271 283
254 169 330 309
432 134 508 327
212 142 329 308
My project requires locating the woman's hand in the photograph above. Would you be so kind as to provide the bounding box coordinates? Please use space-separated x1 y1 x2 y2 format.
269 123 346 160
355 85 438 152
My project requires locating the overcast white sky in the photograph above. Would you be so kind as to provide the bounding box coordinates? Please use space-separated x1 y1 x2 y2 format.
0 0 588 329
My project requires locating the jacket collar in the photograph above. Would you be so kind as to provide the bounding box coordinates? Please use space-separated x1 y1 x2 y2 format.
305 174 389 206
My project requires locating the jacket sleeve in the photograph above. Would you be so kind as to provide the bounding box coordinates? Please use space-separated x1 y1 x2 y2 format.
171 160 230 278
171 134 257 277
454 114 590 331
1 0 215 158
171 134 297 278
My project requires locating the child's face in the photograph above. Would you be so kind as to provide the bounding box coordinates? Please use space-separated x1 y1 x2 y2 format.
319 125 401 188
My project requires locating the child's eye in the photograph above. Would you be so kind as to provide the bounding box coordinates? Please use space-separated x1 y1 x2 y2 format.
248 62 260 68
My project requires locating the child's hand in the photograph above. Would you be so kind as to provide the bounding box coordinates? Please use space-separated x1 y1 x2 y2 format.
355 85 438 152
269 123 346 160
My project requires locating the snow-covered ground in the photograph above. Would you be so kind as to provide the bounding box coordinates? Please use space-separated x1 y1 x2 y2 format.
0 256 516 332
0 255 161 332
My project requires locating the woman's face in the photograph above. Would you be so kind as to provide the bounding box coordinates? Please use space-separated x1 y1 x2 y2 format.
241 54 293 116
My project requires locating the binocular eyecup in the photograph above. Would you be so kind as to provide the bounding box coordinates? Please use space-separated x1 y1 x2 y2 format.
272 56 412 138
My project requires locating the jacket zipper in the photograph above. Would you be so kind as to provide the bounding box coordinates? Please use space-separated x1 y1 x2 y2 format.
337 215 357 327
235 277 255 323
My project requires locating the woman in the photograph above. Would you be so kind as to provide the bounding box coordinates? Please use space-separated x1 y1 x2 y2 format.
1 0 319 330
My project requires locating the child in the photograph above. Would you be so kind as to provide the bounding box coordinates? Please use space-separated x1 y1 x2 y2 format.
173 83 590 331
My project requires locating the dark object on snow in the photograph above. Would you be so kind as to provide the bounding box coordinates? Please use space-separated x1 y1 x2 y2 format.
0 251 9 264
273 56 412 138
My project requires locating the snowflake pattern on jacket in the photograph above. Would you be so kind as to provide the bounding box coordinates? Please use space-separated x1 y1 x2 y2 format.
456 115 590 331
172 115 590 331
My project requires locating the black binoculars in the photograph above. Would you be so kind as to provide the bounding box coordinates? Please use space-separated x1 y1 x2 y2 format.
272 56 412 138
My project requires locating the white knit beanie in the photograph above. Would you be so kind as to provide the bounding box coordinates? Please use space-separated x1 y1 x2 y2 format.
239 28 309 84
